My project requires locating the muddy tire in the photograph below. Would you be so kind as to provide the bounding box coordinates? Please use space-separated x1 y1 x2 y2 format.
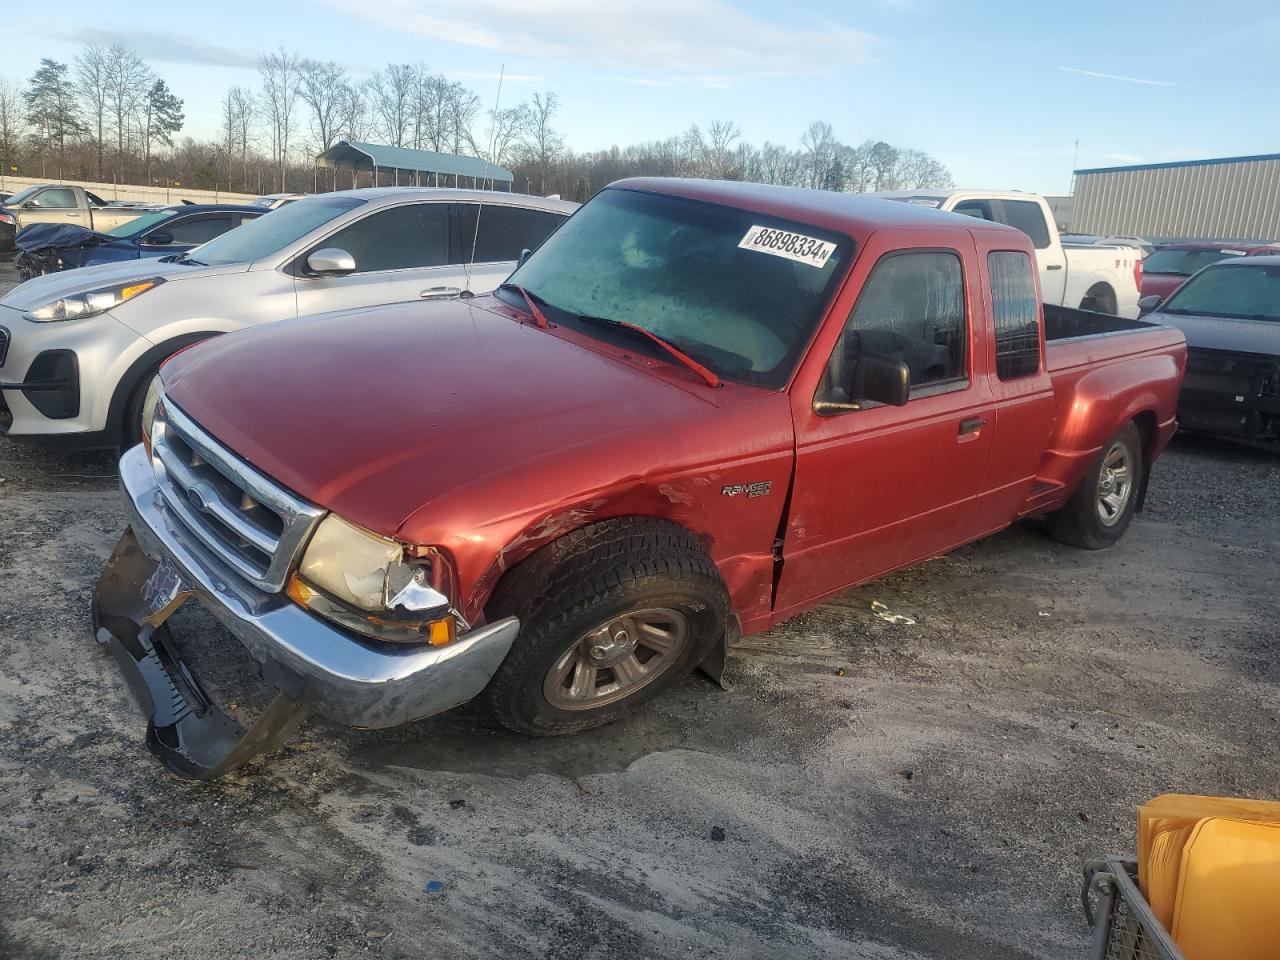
1048 420 1143 549
481 517 727 736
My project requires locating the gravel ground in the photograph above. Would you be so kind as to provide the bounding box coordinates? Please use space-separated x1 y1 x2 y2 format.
1 257 1278 959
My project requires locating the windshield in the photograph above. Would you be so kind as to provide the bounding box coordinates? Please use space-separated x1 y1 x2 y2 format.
1144 248 1243 276
3 186 41 207
1161 263 1280 322
188 196 363 264
106 210 177 238
501 188 851 388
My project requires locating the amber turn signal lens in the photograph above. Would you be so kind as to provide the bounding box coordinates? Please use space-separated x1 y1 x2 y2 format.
120 281 156 301
428 616 456 647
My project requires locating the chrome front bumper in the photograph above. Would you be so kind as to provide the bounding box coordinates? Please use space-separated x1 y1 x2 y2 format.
92 444 519 778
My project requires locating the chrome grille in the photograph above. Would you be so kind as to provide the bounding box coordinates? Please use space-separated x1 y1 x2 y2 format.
150 398 325 592
0 326 9 367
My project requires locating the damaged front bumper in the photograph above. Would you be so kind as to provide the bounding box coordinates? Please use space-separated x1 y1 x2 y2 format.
92 445 520 779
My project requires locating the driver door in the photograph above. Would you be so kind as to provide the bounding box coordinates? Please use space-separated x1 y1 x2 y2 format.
293 201 463 315
774 238 996 616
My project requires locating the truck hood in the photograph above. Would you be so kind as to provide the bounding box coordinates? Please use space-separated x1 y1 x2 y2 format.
1151 310 1280 355
161 297 728 536
0 256 249 310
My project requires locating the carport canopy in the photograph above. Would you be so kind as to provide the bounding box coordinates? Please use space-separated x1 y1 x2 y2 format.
315 140 514 189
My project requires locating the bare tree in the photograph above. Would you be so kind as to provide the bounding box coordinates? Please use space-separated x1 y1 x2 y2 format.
800 121 835 189
893 148 954 190
298 59 349 154
0 79 25 177
105 45 152 178
367 63 416 148
259 48 301 191
222 86 256 191
702 119 741 178
481 104 528 173
446 83 480 155
518 92 564 194
75 44 111 179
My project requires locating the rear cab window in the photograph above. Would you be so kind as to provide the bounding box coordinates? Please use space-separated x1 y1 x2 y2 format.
988 251 1042 378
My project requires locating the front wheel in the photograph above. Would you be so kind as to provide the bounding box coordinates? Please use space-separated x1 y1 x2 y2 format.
481 518 727 736
1048 421 1143 549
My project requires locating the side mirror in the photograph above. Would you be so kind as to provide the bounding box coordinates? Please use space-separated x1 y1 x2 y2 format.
1137 294 1162 314
146 231 173 246
22 200 38 209
517 247 532 268
306 247 356 276
849 353 910 407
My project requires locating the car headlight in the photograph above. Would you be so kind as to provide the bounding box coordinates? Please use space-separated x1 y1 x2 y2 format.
139 374 164 454
287 514 458 645
25 277 163 322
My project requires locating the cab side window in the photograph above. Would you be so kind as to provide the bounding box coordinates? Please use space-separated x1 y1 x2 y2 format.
157 216 235 245
451 203 566 264
818 251 967 406
33 188 76 208
997 200 1052 250
989 251 1041 379
322 203 449 273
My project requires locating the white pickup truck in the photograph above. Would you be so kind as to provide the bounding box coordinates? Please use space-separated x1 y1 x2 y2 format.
872 189 1144 318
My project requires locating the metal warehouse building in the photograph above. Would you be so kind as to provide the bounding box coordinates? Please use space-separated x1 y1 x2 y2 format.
1071 153 1280 241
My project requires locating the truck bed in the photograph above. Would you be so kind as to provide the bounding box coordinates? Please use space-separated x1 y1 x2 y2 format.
1044 303 1182 373
1020 303 1187 518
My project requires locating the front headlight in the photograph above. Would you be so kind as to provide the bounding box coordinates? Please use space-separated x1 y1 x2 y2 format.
139 374 163 453
287 514 458 645
25 277 163 322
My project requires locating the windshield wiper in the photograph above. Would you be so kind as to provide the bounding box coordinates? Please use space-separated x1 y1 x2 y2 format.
572 313 722 388
160 254 206 266
498 282 549 329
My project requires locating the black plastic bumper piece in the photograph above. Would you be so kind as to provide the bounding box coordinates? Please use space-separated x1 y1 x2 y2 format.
92 526 309 780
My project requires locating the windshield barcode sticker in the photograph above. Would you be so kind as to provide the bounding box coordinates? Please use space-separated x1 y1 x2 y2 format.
739 225 836 268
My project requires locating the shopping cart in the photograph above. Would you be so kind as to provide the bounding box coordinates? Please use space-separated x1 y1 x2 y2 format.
1082 860 1185 960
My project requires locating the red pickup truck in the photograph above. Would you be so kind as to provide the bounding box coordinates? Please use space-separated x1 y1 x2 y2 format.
93 179 1187 778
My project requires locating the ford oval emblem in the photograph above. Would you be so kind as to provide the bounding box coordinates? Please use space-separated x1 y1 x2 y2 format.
187 486 212 514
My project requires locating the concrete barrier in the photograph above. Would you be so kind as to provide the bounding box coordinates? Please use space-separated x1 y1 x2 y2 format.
0 174 259 206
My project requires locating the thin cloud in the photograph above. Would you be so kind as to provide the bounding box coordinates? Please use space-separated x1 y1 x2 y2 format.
450 70 544 84
52 27 258 69
325 0 876 78
1058 66 1176 88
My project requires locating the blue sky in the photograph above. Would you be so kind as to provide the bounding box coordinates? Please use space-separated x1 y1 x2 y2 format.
2 0 1277 194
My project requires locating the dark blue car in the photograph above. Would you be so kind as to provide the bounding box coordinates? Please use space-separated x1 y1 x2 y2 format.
14 203 263 278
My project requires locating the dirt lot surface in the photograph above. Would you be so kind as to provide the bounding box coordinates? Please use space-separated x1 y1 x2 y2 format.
1 258 1278 959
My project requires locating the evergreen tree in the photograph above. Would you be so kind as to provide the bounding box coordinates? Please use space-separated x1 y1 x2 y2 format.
142 78 183 182
23 58 81 177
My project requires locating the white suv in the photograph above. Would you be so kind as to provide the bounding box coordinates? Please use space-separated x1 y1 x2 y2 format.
0 188 577 447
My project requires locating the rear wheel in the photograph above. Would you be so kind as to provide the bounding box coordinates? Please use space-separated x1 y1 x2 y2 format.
1079 283 1117 314
482 518 727 736
1048 421 1143 549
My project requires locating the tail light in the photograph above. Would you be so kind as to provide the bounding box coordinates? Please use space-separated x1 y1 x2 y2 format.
0 212 14 226
1133 255 1143 294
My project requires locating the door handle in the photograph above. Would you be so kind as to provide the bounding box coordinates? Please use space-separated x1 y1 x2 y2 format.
958 416 988 436
420 286 463 299
1045 264 1063 270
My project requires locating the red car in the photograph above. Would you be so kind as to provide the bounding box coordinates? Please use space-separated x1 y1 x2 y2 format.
92 179 1188 778
1141 241 1280 303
